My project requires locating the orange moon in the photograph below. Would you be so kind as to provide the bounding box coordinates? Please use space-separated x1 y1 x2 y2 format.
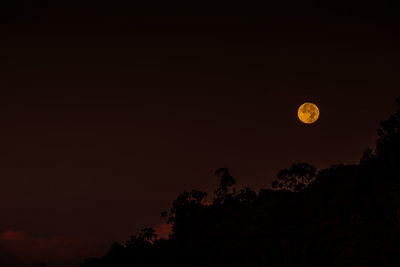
298 103 319 124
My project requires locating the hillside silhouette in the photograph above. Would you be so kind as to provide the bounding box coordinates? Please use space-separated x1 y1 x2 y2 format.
82 98 400 267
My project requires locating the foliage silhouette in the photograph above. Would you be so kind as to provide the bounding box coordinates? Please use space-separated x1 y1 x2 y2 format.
213 168 237 203
271 163 317 192
82 97 400 267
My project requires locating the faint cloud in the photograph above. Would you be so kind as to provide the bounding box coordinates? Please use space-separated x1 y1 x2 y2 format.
0 230 27 241
0 230 104 264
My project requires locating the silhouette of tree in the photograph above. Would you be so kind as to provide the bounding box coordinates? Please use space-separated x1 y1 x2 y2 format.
126 228 157 247
162 189 207 223
213 168 236 203
376 97 400 168
236 187 257 203
360 147 375 164
271 163 317 191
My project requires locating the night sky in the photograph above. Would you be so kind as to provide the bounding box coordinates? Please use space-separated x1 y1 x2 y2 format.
1 2 399 266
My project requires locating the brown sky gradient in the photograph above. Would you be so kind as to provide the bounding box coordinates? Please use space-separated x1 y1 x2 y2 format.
0 1 400 266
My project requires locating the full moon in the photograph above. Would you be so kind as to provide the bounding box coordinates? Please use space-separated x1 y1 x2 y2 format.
298 103 319 124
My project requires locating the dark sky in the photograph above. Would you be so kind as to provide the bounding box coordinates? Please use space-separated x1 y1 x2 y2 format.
1 1 399 266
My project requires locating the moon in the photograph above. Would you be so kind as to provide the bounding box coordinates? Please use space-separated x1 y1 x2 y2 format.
298 103 319 124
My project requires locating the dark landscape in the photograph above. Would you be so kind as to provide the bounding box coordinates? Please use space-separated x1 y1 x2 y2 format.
1 2 400 266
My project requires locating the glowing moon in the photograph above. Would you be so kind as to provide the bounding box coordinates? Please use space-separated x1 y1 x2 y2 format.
298 103 319 124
